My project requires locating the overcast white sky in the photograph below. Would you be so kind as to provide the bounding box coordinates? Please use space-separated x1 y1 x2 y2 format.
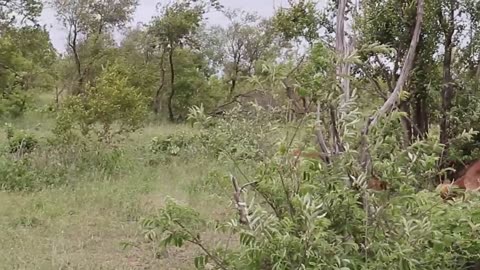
40 0 290 52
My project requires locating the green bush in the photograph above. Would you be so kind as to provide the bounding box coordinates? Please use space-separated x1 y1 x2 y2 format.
7 130 38 154
0 156 66 191
54 62 148 143
187 104 283 162
0 91 30 118
141 106 480 269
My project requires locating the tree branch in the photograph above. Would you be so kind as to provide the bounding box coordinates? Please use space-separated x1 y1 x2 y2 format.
231 175 250 226
363 0 425 134
360 0 425 168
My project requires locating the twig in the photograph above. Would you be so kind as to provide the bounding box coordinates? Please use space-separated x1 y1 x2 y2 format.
231 175 250 226
277 170 296 220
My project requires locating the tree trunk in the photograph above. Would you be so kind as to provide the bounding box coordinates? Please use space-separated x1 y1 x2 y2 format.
335 0 351 105
68 24 83 95
361 0 425 167
413 91 429 139
229 77 237 97
167 46 176 122
229 52 241 97
399 101 412 146
440 28 455 145
153 49 167 114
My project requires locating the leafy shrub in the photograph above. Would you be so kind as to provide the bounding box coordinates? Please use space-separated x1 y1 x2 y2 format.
149 133 195 156
7 130 38 154
0 155 67 191
0 91 30 118
187 104 283 162
141 105 480 269
54 62 148 143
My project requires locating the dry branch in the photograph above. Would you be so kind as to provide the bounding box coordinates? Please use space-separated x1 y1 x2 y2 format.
314 102 332 164
231 175 251 226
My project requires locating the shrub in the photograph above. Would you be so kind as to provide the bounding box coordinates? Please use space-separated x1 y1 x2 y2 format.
0 155 66 191
187 104 283 162
0 91 30 118
7 130 38 154
54 62 148 143
141 107 480 269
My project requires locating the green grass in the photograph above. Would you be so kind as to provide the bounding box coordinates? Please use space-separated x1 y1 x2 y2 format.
0 108 232 269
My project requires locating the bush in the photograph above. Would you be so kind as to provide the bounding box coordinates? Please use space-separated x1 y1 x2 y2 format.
141 107 480 269
0 155 66 191
149 133 195 156
0 91 30 118
187 104 283 162
54 62 148 143
7 130 38 154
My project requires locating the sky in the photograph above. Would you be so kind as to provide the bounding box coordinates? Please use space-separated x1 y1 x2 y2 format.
39 0 290 52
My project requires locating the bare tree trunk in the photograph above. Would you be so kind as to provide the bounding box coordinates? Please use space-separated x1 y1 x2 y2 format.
413 91 429 139
153 49 167 114
336 0 351 105
399 102 412 146
439 19 455 146
68 24 83 95
437 0 457 174
229 77 237 96
229 53 241 97
167 45 176 122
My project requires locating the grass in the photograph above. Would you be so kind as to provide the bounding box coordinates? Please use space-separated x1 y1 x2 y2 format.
0 105 233 269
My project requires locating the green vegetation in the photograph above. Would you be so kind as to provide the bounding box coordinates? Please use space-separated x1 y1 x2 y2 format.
2 0 480 269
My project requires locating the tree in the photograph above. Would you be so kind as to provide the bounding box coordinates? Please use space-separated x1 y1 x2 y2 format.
54 62 148 143
0 0 56 118
0 0 43 31
434 0 463 162
53 0 138 94
148 0 205 121
206 9 279 97
358 0 438 146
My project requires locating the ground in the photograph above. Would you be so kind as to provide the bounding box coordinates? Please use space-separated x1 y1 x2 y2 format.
0 98 232 269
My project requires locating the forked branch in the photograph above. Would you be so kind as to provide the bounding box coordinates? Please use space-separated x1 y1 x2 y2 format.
231 175 252 226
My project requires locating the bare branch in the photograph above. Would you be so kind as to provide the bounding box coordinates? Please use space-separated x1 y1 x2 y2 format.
231 175 250 226
240 181 258 192
314 102 332 164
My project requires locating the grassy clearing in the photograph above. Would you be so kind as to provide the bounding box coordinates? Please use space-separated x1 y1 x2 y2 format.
0 113 232 269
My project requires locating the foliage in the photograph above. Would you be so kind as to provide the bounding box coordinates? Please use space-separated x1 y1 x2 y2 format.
143 105 480 269
54 63 148 143
205 9 280 95
0 0 43 30
0 156 55 191
148 131 199 157
272 0 329 44
7 129 38 155
0 25 57 118
188 104 283 162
